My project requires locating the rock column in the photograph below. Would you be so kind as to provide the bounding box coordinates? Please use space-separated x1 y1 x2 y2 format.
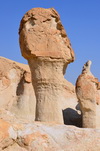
19 8 74 123
76 61 99 128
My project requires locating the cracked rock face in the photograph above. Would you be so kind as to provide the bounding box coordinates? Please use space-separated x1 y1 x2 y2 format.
76 61 100 128
19 8 75 124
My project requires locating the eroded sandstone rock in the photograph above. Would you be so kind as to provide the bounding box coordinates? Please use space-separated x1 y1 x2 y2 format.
0 119 100 151
76 61 100 128
19 8 75 124
0 57 80 126
0 57 36 122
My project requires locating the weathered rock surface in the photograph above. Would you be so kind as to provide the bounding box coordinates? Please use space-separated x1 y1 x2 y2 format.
0 56 80 126
19 7 75 124
76 61 100 128
0 57 36 122
0 6 100 151
19 8 74 61
0 119 100 151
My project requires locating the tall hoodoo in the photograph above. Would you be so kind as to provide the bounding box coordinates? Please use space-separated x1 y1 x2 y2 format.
19 8 75 124
76 61 99 128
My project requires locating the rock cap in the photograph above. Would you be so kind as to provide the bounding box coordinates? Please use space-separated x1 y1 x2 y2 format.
19 7 75 63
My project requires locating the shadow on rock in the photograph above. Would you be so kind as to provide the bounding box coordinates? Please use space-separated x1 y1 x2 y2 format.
63 107 82 127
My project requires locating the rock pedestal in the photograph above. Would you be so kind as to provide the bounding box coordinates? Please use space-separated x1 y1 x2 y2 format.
19 8 74 124
76 61 99 128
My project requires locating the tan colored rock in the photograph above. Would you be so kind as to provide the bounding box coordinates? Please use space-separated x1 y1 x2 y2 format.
96 82 100 128
19 8 75 124
0 119 100 151
96 82 100 105
0 57 36 122
76 60 100 128
19 8 74 61
0 56 81 126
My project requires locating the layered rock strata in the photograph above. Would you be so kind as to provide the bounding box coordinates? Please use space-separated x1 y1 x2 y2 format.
19 8 75 124
76 61 100 128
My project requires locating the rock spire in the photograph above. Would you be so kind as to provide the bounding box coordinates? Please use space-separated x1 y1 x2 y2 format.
76 60 100 128
19 7 75 123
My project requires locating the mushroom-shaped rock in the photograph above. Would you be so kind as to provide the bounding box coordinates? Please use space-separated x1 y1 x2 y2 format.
19 8 75 124
75 61 99 128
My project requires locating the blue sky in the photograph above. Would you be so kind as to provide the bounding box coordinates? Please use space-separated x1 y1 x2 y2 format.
0 0 100 84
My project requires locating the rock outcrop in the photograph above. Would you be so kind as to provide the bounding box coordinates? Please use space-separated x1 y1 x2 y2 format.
0 119 100 151
1 7 100 151
76 60 100 128
0 57 36 122
19 7 75 124
0 56 80 126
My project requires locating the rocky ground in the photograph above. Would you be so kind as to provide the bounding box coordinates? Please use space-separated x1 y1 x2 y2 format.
0 119 100 151
0 57 100 151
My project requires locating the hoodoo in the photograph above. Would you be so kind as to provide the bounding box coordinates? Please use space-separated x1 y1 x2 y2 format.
76 61 100 128
19 8 75 123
